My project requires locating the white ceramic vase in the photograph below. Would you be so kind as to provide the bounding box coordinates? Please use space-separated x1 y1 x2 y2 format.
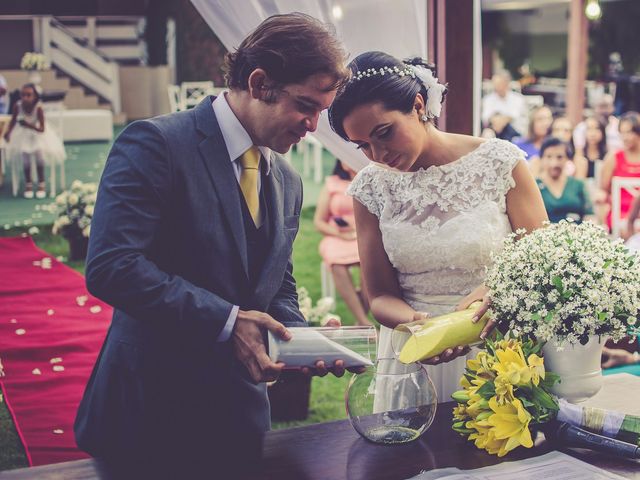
542 335 604 403
27 71 42 85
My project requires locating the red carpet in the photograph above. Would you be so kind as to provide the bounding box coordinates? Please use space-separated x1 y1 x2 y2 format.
0 236 111 466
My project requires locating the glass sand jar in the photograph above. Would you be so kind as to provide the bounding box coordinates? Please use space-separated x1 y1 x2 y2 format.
345 358 437 444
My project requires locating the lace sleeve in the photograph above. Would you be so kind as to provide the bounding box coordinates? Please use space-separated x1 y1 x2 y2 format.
347 165 381 218
496 139 525 194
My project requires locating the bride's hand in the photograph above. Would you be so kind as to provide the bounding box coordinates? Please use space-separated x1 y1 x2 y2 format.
421 345 470 365
456 283 495 340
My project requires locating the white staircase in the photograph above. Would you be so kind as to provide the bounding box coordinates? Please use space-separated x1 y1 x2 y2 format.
33 16 122 114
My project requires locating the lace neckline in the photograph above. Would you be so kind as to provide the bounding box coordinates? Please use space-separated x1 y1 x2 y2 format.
370 138 497 176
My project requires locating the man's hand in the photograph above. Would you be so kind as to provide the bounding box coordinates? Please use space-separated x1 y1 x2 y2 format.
301 317 365 377
232 309 291 384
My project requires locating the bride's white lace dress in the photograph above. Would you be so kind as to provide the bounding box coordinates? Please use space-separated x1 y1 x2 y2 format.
347 138 525 409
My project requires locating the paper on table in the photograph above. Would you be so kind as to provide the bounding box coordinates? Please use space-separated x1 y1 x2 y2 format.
405 451 626 480
268 328 374 368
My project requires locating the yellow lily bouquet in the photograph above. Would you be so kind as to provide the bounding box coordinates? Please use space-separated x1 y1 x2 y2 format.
451 334 560 457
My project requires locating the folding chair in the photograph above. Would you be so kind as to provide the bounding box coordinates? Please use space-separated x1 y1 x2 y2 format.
168 85 182 113
611 177 640 239
42 102 66 197
180 81 216 110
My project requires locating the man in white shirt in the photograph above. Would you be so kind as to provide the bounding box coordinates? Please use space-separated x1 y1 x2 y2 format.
75 13 350 477
482 70 528 141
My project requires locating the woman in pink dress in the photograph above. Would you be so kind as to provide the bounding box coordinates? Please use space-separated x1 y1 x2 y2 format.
314 160 372 326
601 112 640 234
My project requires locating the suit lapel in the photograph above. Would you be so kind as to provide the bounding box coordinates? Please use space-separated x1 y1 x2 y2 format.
254 152 288 304
195 98 249 279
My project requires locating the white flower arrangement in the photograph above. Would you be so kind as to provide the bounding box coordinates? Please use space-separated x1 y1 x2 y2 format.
486 220 640 346
20 52 50 71
51 180 98 239
297 287 339 326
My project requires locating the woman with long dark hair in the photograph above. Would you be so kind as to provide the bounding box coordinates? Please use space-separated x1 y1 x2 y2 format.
329 51 547 404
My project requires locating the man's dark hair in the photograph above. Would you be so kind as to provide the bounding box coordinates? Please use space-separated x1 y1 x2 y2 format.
224 13 349 96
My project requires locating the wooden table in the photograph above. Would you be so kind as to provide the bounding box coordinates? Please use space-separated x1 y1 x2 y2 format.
1 374 639 479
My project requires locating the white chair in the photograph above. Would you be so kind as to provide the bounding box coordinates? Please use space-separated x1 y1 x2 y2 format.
0 114 10 189
167 85 182 113
180 81 216 110
300 134 324 183
611 177 640 239
320 261 336 301
42 102 66 197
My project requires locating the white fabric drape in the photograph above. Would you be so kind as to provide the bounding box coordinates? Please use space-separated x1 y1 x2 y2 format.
190 0 428 170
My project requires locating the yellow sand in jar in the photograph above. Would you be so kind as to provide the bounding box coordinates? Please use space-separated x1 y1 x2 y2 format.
397 304 489 364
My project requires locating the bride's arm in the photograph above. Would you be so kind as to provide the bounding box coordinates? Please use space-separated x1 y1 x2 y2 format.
457 160 548 336
506 159 549 233
353 199 416 329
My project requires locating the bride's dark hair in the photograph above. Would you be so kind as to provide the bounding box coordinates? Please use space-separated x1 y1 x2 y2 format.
328 51 446 141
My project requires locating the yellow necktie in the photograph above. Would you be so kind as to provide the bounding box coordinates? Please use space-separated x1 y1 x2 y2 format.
239 146 261 226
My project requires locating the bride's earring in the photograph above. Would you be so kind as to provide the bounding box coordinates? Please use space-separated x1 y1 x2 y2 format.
420 113 428 123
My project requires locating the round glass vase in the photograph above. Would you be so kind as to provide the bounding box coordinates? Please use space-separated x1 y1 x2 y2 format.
345 358 437 445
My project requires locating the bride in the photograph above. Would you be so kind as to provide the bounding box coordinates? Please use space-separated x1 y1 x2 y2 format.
328 51 548 406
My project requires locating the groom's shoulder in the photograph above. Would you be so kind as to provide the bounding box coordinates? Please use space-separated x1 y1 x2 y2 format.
117 109 198 147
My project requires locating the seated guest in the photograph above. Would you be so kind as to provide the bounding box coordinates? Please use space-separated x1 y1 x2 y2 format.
574 115 608 180
551 116 577 175
536 137 593 223
314 160 372 327
600 112 640 233
515 105 553 175
602 340 640 377
574 116 609 224
481 70 527 141
574 94 623 156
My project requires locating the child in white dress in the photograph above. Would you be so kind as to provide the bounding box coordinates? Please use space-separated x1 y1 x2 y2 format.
4 83 66 198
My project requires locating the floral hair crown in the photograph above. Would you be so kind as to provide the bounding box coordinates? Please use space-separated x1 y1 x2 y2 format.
349 63 446 119
350 65 415 83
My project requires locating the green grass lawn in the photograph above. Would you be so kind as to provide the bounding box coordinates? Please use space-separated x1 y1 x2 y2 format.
0 207 368 471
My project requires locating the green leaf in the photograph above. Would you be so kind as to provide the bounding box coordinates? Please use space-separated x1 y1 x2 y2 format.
476 381 496 399
531 312 542 322
531 385 559 411
552 276 564 293
541 372 561 389
544 311 554 323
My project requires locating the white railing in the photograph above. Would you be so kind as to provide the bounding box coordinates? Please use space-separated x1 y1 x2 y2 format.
34 16 121 114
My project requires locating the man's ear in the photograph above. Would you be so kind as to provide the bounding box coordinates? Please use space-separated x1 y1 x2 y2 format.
248 68 269 100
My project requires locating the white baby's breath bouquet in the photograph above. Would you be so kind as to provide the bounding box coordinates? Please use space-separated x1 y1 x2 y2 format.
20 52 50 71
297 287 339 326
486 220 640 345
52 180 98 239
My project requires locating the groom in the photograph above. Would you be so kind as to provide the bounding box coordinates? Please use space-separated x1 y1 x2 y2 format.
74 13 349 476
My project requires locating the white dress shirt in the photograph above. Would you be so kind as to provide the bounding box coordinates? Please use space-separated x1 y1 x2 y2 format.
211 93 272 342
481 91 528 135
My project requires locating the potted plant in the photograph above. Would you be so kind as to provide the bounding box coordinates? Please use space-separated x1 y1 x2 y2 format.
268 288 339 422
51 180 97 261
20 52 50 85
486 220 640 402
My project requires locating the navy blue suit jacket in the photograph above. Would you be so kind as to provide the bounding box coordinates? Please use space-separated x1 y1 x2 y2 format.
74 97 306 463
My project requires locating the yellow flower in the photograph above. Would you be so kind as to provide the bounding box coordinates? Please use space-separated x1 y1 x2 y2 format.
467 351 496 379
493 346 532 386
466 396 490 418
486 397 533 457
494 374 515 403
453 404 468 421
527 353 546 386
